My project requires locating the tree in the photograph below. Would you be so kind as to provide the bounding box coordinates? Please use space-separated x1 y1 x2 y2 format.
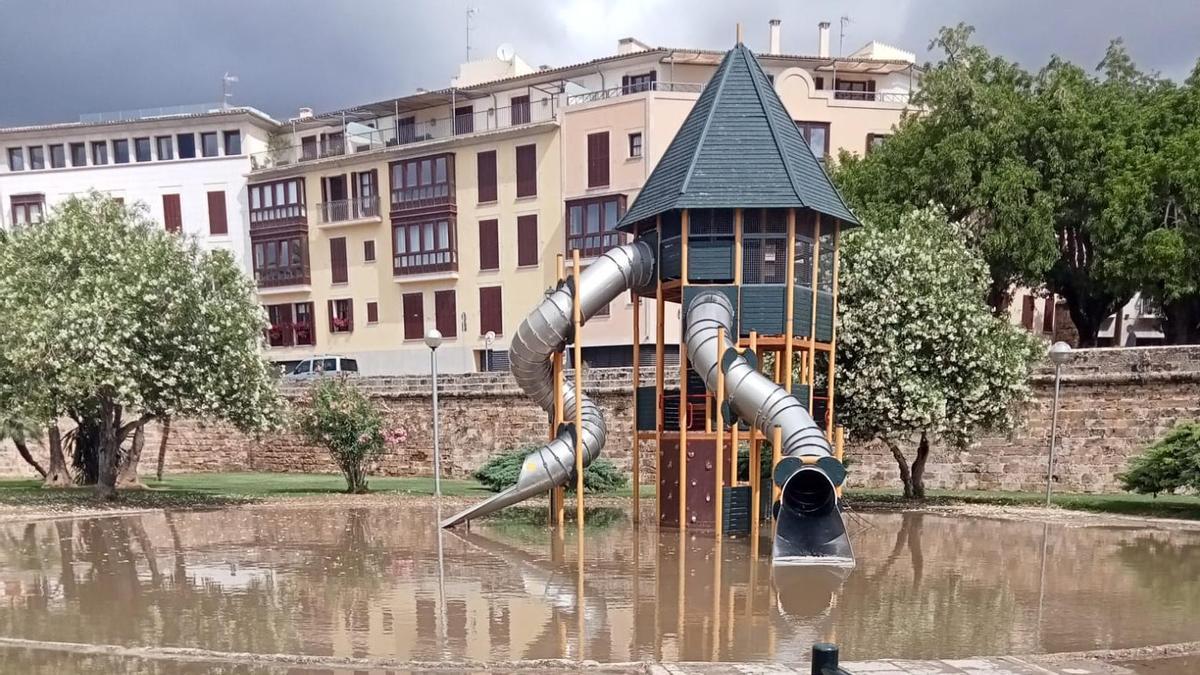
0 193 283 497
837 207 1043 498
1118 422 1200 496
295 378 406 493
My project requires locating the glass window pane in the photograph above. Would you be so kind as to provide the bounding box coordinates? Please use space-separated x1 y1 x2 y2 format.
266 242 277 266
92 142 108 165
603 200 618 231
586 203 600 233
113 140 129 164
224 130 241 155
809 127 826 157
275 183 285 205
324 358 338 370
134 138 151 162
421 160 432 184
49 144 65 168
201 132 219 157
437 221 449 248
423 222 434 249
395 227 406 254
409 225 419 251
287 180 298 204
70 143 87 166
29 146 45 169
177 133 196 159
254 243 263 267
341 358 359 372
7 148 23 171
435 157 446 183
263 185 274 207
406 162 416 186
569 206 582 234
250 187 260 209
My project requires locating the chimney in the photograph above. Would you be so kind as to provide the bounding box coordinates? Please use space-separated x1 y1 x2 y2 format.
768 19 782 55
818 21 831 58
297 107 313 120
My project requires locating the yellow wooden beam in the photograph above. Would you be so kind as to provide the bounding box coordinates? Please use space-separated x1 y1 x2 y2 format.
679 209 689 532
784 208 797 393
632 290 640 524
553 253 566 527
807 215 822 413
573 248 584 526
714 326 725 539
826 221 842 437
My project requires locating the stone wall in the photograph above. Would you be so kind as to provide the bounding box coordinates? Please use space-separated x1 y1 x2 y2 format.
3 347 1198 493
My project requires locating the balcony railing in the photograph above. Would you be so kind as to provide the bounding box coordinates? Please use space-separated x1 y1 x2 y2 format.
566 81 704 106
393 250 457 277
390 183 451 210
829 90 911 105
567 230 627 259
255 264 311 288
250 100 556 171
318 195 380 224
249 203 306 228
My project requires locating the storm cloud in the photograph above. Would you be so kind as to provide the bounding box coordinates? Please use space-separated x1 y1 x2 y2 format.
2 0 1198 125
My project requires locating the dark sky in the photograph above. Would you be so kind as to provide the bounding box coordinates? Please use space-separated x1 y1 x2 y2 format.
2 0 1198 126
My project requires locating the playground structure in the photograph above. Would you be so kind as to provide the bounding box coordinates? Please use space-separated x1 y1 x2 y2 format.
442 39 857 564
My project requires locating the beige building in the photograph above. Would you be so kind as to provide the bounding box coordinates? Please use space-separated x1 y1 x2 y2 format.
248 21 920 374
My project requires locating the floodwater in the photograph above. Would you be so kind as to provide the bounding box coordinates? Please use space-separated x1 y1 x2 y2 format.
0 505 1197 670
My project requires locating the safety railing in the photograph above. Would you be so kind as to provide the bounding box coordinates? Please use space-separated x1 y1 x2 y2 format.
318 195 380 224
566 81 704 106
829 90 910 104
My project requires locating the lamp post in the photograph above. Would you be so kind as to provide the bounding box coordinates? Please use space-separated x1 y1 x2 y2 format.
1046 341 1072 505
426 328 444 498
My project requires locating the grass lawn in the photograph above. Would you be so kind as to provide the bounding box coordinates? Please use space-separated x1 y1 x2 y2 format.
846 487 1200 520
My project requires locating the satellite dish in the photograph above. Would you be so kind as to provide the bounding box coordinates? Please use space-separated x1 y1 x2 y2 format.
496 43 515 62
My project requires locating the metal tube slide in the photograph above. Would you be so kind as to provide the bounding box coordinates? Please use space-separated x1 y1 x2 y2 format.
684 291 853 565
441 241 657 528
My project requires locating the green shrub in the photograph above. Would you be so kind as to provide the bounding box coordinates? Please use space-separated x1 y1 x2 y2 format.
1119 422 1200 496
295 378 406 494
473 447 627 494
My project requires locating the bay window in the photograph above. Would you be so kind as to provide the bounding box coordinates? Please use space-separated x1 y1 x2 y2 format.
393 217 457 275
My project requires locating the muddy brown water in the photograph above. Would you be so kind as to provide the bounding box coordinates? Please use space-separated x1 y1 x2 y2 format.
0 505 1196 669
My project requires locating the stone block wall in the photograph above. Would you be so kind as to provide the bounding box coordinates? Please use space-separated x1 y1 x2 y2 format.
3 348 1198 494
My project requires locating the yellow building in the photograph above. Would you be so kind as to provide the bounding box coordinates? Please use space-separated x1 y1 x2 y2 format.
247 21 919 375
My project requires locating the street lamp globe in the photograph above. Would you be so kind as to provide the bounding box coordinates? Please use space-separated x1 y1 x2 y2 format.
1048 341 1072 366
425 328 443 350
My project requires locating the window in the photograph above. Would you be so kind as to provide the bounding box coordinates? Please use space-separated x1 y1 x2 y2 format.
341 358 359 372
162 194 182 233
393 217 457 275
1021 295 1036 330
517 214 538 267
10 194 45 226
478 219 499 271
390 154 453 207
742 208 789 284
621 71 656 94
294 302 315 345
628 132 643 158
866 133 890 154
329 299 353 333
395 116 416 144
91 141 108 165
587 132 609 188
131 137 150 162
253 236 309 287
794 121 830 161
835 78 875 101
177 133 196 159
476 150 497 203
1042 294 1056 333
70 143 86 167
48 144 66 168
354 170 379 218
479 287 503 336
435 290 457 338
223 130 241 155
249 178 305 225
510 95 530 125
402 293 424 339
814 76 825 90
454 105 474 134
156 136 174 160
28 146 45 170
266 302 316 347
7 148 23 171
366 301 379 324
363 239 376 262
566 194 626 257
200 132 219 157
207 191 228 235
330 236 348 283
113 139 130 164
515 144 536 197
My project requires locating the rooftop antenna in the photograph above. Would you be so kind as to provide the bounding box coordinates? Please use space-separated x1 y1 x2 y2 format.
466 5 478 61
839 16 851 57
221 72 239 110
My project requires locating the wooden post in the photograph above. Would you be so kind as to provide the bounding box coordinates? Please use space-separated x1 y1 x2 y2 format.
679 210 689 531
576 524 585 660
835 425 845 497
632 291 641 523
710 536 722 660
554 254 566 526
772 425 783 503
714 326 725 539
655 217 665 525
748 331 761 523
734 208 744 285
783 209 797 394
807 216 822 412
825 222 842 436
573 248 584 525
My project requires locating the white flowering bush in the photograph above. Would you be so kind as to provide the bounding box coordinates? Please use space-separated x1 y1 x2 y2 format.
837 207 1043 498
295 378 407 493
0 193 284 496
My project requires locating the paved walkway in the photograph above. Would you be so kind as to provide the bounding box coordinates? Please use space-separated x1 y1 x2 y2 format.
650 656 1133 674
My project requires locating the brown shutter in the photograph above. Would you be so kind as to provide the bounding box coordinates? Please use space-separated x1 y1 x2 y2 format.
162 194 182 233
367 301 379 324
1021 295 1036 329
479 286 503 336
479 219 499 270
363 239 376 262
517 214 538 267
477 150 497 203
330 237 348 283
345 299 354 331
1042 293 1056 333
327 299 335 332
587 132 609 188
435 290 458 338
206 190 228 235
814 76 824 90
515 144 536 197
279 303 294 347
402 292 424 339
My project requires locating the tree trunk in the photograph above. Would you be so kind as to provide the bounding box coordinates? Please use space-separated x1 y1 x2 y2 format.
886 438 914 498
72 417 102 485
43 425 72 488
12 436 46 478
116 424 146 489
96 401 121 500
155 417 171 482
910 432 931 500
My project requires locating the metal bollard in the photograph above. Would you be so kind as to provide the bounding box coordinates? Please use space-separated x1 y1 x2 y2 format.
811 642 842 675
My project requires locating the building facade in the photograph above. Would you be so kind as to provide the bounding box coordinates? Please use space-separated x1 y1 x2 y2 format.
250 21 920 375
0 106 279 270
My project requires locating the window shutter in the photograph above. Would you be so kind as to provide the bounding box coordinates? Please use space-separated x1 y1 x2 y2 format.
162 194 182 233
814 76 825 90
1042 294 1056 333
517 214 538 267
435 290 458 338
479 287 503 336
479 219 499 270
1021 295 1036 330
345 299 354 330
477 150 497 203
402 292 424 339
367 301 379 324
363 239 376 262
587 132 609 188
206 190 228 235
279 303 294 347
330 237 348 283
515 144 536 198
327 299 336 332
621 74 630 92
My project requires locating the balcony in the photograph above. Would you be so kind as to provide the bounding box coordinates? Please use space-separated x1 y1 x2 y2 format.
827 89 911 106
390 183 452 211
566 81 704 106
393 250 457 277
301 137 346 162
255 264 311 289
318 195 380 224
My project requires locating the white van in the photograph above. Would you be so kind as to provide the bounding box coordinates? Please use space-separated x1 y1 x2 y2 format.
286 355 360 379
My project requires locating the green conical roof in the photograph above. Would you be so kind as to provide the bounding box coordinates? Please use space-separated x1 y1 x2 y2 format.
618 43 859 230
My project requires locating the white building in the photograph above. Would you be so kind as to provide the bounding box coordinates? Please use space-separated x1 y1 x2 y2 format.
0 106 280 270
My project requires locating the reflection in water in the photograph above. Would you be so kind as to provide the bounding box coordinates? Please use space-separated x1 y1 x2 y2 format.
0 506 1197 665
